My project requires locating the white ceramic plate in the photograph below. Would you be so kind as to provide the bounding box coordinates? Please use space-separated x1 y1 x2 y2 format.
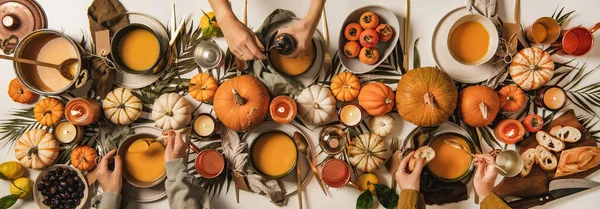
114 12 168 89
121 125 167 202
242 122 314 196
33 165 89 209
265 19 324 87
338 5 400 74
432 7 503 83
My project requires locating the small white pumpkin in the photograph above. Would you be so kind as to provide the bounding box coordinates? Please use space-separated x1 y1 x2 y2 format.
103 88 143 125
296 85 337 126
15 129 59 169
151 93 192 130
369 114 395 137
348 133 387 172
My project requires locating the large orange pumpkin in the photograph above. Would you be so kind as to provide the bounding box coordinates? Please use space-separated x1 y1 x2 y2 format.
358 82 394 116
71 145 98 171
396 67 458 127
498 85 527 112
213 75 270 131
509 47 554 90
459 86 500 127
8 78 38 104
189 73 218 102
34 97 64 127
330 72 360 101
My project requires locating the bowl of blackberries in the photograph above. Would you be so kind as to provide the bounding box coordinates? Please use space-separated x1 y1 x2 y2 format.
34 165 88 209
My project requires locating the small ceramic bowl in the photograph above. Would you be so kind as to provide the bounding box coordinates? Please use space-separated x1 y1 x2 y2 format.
249 130 298 179
111 23 164 74
33 165 89 209
447 13 499 66
117 133 167 188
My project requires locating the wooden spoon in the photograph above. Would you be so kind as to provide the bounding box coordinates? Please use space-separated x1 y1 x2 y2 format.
0 54 77 80
443 139 508 174
127 127 191 153
293 132 328 196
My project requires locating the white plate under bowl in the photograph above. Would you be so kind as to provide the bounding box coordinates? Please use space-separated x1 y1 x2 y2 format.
33 165 89 209
242 121 314 196
121 125 167 202
338 5 400 74
432 7 503 83
114 12 168 89
265 19 324 87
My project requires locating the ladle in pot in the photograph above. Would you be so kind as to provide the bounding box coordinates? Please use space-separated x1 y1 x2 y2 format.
0 54 77 80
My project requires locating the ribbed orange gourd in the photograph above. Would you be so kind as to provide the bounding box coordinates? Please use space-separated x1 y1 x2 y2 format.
330 72 360 101
213 75 270 131
459 86 500 127
358 82 394 116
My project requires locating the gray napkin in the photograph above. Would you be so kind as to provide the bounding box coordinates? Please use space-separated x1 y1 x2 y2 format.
249 9 304 96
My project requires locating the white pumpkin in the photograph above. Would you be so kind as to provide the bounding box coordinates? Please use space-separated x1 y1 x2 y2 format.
509 47 554 90
296 85 336 126
348 133 387 172
15 129 59 169
103 88 143 125
151 93 192 130
369 114 395 137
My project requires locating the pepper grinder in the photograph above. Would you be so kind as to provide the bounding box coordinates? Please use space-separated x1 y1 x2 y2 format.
271 33 296 55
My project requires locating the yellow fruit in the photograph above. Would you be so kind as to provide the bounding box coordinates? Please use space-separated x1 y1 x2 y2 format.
0 161 25 180
357 173 379 194
200 12 219 29
10 177 32 199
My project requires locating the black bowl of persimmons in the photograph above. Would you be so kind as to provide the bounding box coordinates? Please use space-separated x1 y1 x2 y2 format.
343 11 394 65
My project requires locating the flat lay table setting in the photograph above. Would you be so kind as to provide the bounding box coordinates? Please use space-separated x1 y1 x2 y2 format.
0 0 599 209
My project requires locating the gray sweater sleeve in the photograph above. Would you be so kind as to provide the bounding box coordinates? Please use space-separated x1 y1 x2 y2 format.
96 192 122 209
165 158 211 209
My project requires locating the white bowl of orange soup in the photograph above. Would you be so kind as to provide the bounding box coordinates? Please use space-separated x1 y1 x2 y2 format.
447 14 499 66
111 23 164 74
249 131 298 179
118 133 166 188
426 132 475 182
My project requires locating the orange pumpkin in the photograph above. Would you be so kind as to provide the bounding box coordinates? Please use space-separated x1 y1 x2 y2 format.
189 73 218 102
34 97 64 127
358 82 394 116
330 72 361 101
396 67 458 127
269 96 297 124
459 86 500 127
213 75 270 131
509 47 554 90
498 85 527 112
71 145 98 171
8 78 38 104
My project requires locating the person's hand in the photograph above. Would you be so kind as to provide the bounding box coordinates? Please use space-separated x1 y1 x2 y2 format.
395 151 425 191
277 18 316 58
163 130 187 162
473 154 500 199
219 15 266 61
96 149 122 193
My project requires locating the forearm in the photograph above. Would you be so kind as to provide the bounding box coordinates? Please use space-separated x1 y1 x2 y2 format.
480 193 510 209
397 189 425 209
303 0 326 29
96 192 121 209
165 158 210 209
208 0 237 24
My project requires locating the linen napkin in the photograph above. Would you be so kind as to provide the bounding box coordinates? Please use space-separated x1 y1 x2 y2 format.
420 171 469 205
249 9 304 96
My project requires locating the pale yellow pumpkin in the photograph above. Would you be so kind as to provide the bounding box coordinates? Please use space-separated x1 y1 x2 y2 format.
509 47 554 91
14 129 59 169
348 133 387 172
103 88 143 125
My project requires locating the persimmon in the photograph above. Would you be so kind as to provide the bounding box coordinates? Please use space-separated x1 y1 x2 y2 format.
344 23 363 41
344 41 361 58
359 12 379 29
359 29 379 48
375 24 393 42
359 47 379 65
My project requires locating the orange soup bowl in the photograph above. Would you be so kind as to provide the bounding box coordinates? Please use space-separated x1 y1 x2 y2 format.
426 132 475 182
117 133 167 188
111 23 165 74
249 131 298 179
187 142 225 179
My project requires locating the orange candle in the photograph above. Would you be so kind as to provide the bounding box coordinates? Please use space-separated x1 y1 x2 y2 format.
65 98 102 126
269 96 297 124
338 103 362 127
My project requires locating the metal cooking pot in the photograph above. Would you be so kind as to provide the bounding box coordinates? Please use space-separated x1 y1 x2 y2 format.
13 29 88 95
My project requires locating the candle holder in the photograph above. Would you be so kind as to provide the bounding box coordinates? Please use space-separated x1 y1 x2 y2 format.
337 103 364 128
52 120 83 144
65 98 102 126
319 126 347 155
534 86 568 111
192 113 218 138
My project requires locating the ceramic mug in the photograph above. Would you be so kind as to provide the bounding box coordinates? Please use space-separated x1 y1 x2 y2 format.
320 159 359 189
187 142 225 179
526 17 561 44
553 22 600 56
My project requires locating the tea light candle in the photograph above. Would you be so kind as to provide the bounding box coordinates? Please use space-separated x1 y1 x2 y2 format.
269 96 297 124
53 121 81 143
193 114 217 137
536 86 568 110
339 104 362 127
65 98 102 126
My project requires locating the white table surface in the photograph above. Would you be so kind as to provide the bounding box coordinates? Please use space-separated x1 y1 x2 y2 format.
1 0 600 208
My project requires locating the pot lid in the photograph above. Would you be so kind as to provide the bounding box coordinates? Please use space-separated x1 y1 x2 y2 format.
0 0 46 54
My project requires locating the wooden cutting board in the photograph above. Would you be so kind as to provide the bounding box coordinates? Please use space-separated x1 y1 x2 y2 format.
494 110 600 198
